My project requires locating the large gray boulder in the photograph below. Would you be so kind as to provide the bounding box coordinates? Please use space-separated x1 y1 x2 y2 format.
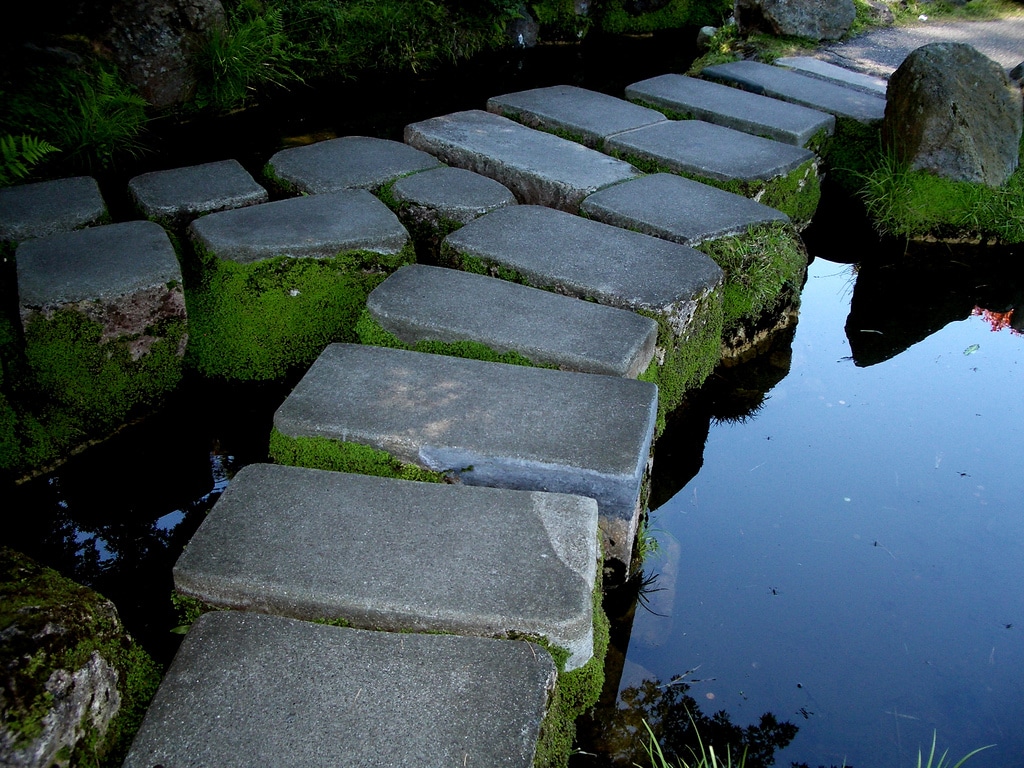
734 0 855 41
107 0 227 108
884 42 1023 187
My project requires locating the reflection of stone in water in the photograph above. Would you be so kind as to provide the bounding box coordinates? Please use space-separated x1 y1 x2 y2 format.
629 532 681 649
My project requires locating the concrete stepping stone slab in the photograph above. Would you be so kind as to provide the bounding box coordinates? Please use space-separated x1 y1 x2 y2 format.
272 343 658 566
625 73 835 148
13 221 186 469
265 135 442 195
404 109 643 212
0 176 107 244
774 56 888 96
388 166 516 261
188 188 409 264
701 60 887 125
580 172 790 246
127 158 268 227
364 263 658 377
185 190 413 380
486 84 667 149
123 611 556 768
174 462 598 669
440 204 725 426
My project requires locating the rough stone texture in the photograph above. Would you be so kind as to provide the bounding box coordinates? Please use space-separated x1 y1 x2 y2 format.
606 119 815 182
627 73 835 147
122 612 556 768
860 0 895 27
734 0 855 41
266 136 442 194
390 166 517 224
0 548 154 768
273 343 658 565
774 56 888 96
486 85 666 148
404 109 643 212
884 42 1023 186
174 463 598 669
441 205 724 328
16 221 185 347
581 173 790 246
0 177 107 244
367 263 658 377
188 188 409 264
703 60 887 125
128 159 268 226
107 0 226 108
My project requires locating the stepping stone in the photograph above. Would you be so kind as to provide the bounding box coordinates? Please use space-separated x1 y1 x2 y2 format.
364 263 658 377
272 343 658 566
625 73 835 148
580 173 790 246
440 205 725 425
127 158 268 227
387 166 516 260
185 190 413 380
605 119 815 183
404 109 643 212
188 188 409 264
774 56 888 96
265 135 442 195
486 84 667 148
174 463 599 669
123 611 556 768
14 221 186 464
0 176 107 244
702 60 887 125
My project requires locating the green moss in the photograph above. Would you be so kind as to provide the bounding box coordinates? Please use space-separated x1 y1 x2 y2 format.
696 223 807 336
530 551 610 768
529 0 592 40
437 246 532 286
185 244 415 380
858 138 1024 243
1 305 185 478
820 117 883 193
597 0 730 34
0 548 161 766
355 309 551 368
269 429 448 482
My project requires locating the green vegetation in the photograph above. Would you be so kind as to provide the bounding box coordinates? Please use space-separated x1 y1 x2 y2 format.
184 245 415 380
0 135 60 187
0 547 161 767
269 430 449 482
858 138 1024 243
595 0 731 35
696 223 807 337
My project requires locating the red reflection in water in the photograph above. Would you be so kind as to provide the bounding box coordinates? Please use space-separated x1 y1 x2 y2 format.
971 306 1022 335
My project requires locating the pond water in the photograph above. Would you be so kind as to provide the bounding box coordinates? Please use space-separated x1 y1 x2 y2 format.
6 30 1024 768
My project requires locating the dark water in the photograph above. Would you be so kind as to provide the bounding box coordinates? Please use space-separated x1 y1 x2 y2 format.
6 30 1024 768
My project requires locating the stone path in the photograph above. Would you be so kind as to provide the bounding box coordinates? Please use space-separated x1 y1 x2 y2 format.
2 49 902 764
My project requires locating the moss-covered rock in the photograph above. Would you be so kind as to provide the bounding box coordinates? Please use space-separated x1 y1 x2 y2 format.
184 245 415 381
0 548 161 768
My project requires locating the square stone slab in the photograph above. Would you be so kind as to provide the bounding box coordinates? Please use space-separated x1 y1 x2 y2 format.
774 56 888 96
404 109 643 212
174 463 598 669
486 84 667 148
128 159 268 225
273 343 658 565
122 611 556 768
0 176 107 244
605 119 816 183
389 166 517 225
702 60 887 125
580 173 790 246
188 188 409 264
625 73 835 147
266 135 443 194
366 263 658 377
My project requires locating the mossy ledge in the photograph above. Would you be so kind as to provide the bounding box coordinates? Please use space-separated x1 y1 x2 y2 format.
1 547 161 768
184 244 416 381
268 429 448 483
355 309 553 368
